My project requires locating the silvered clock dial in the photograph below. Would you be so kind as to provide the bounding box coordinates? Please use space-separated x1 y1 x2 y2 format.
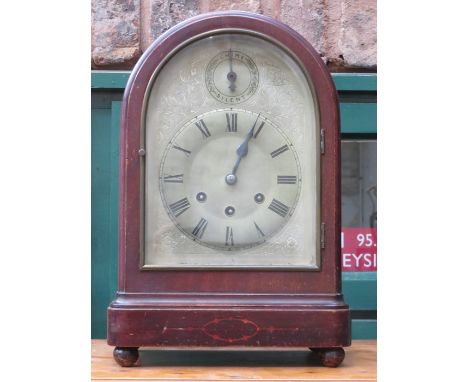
159 108 301 251
143 32 319 268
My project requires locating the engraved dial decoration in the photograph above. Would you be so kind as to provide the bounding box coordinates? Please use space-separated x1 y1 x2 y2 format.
145 32 319 268
160 109 301 250
205 50 259 104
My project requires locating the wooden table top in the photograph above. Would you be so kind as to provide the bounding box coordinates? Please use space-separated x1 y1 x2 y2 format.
92 339 376 381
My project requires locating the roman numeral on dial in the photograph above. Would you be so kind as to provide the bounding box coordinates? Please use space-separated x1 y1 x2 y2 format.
194 119 211 138
169 197 190 217
226 113 237 132
163 174 183 183
254 221 265 238
225 226 234 246
192 218 208 239
268 198 290 218
173 145 191 157
277 175 297 184
270 145 289 158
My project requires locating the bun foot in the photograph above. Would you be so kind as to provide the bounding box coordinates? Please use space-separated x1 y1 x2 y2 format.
113 347 139 367
310 347 345 367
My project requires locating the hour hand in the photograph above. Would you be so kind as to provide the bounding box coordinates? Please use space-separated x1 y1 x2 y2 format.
235 113 260 161
236 126 254 158
225 115 261 185
231 115 260 174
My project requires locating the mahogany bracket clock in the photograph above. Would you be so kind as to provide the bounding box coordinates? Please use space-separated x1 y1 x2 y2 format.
107 11 350 368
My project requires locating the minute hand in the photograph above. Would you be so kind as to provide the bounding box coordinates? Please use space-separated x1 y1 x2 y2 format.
231 115 259 175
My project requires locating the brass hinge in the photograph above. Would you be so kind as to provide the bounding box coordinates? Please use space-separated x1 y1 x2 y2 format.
320 129 325 154
320 222 325 249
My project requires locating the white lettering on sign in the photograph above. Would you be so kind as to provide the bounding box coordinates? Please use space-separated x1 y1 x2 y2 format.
342 253 377 270
341 228 377 272
343 253 352 267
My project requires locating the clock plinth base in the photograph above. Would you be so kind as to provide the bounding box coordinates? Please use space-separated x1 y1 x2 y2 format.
108 293 350 359
310 347 346 367
113 347 139 367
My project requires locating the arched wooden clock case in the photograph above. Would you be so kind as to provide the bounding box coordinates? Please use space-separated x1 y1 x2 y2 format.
107 11 351 367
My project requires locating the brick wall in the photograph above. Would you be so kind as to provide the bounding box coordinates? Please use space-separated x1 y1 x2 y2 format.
91 0 376 71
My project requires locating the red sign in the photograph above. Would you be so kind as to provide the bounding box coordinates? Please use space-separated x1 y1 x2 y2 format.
341 228 377 272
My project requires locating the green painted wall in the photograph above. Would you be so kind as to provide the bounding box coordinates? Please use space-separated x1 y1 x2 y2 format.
91 98 121 338
91 72 377 340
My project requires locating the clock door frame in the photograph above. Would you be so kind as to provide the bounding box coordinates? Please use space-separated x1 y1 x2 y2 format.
108 11 350 350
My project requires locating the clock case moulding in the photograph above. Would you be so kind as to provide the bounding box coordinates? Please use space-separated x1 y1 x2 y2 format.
107 11 350 367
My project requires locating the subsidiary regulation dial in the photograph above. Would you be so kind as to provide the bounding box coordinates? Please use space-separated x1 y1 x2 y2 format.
205 50 259 104
159 108 301 251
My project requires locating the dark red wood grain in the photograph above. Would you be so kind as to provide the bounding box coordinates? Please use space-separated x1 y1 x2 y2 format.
108 11 349 351
109 307 350 348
